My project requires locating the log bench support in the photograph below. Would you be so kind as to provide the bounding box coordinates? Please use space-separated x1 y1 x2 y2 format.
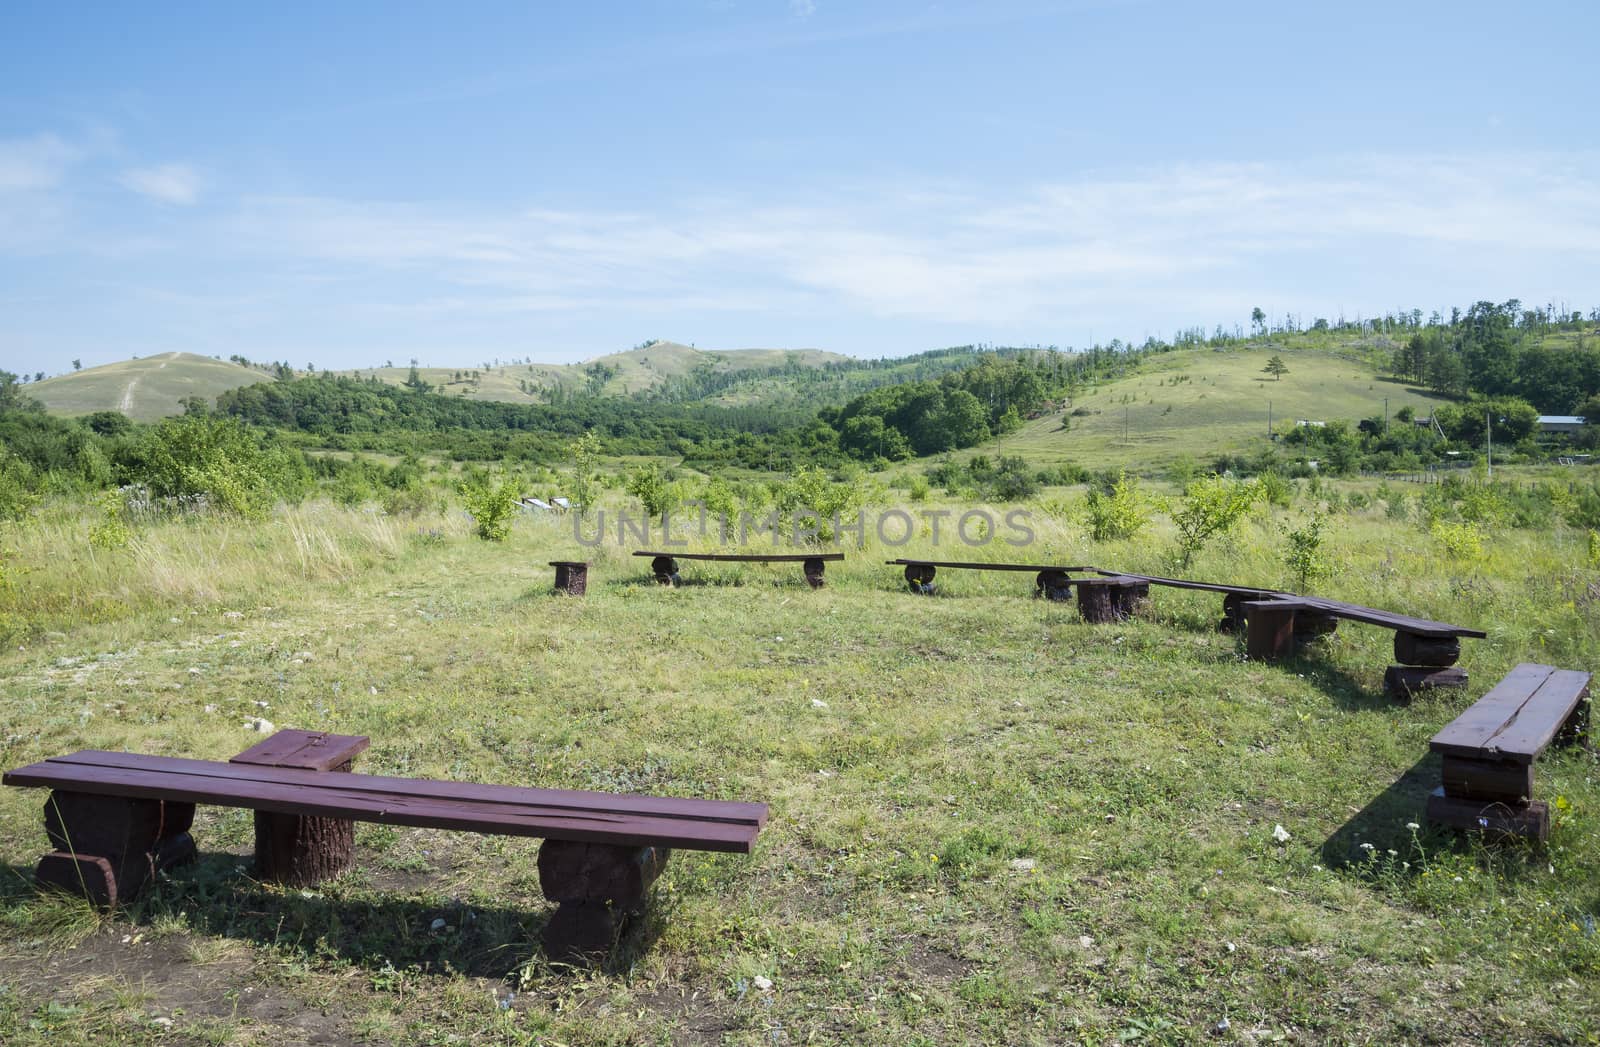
231 731 370 887
1077 577 1146 624
1425 664 1591 841
1035 570 1074 602
904 563 937 595
538 840 669 962
35 791 196 908
1242 599 1304 661
550 560 589 596
1386 630 1469 700
650 556 680 587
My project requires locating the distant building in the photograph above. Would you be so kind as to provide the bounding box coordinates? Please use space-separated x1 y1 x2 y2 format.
1538 415 1587 435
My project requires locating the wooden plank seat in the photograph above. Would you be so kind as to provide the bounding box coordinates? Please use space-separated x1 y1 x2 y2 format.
4 732 767 961
884 559 1092 600
1099 570 1484 695
1425 663 1591 840
634 550 844 589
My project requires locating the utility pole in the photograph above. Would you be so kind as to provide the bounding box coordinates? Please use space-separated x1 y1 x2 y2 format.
1486 410 1492 480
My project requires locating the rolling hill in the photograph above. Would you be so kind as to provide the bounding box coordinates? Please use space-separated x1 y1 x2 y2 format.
951 345 1454 472
28 353 273 422
340 341 851 403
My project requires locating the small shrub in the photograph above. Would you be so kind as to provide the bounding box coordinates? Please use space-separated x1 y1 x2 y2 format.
459 472 520 541
1084 471 1153 542
1282 513 1332 593
1171 474 1260 568
382 485 435 518
626 462 678 523
1385 491 1410 520
87 492 132 550
0 455 40 522
1258 470 1292 508
1430 519 1483 561
907 475 930 502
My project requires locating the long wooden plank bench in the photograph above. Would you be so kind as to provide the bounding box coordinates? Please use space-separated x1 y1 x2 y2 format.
885 559 1093 600
3 730 767 961
634 550 844 588
1096 570 1485 697
1425 663 1591 840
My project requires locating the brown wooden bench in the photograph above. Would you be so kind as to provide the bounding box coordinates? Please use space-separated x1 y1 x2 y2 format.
885 559 1093 601
1097 570 1485 697
634 550 844 589
3 729 767 961
1425 664 1591 840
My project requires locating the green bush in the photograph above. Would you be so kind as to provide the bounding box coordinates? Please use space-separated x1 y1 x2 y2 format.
0 455 40 522
1171 475 1260 568
132 415 309 518
1084 471 1153 542
626 462 678 523
1282 513 1332 593
459 471 520 541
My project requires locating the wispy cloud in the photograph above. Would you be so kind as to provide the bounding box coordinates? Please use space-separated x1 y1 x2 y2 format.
119 164 203 205
790 0 817 17
0 134 78 193
222 152 1600 329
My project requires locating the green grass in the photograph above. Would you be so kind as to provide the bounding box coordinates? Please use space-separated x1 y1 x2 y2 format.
0 484 1597 1044
966 345 1452 473
29 353 270 422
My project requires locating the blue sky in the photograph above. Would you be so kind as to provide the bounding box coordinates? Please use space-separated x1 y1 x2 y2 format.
3 1 1598 375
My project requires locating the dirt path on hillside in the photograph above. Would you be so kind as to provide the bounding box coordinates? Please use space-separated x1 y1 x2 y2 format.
117 352 177 414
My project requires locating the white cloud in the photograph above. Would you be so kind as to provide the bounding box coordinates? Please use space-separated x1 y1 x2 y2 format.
0 134 77 193
120 164 203 205
791 0 817 17
174 151 1600 336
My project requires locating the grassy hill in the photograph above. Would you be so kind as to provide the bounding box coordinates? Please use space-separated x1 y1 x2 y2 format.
342 341 851 403
956 345 1453 473
28 353 271 422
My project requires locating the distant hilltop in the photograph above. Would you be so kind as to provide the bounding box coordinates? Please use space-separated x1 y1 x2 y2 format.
24 341 853 420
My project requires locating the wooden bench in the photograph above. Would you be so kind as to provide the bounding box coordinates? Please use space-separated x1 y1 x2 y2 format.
1099 571 1485 697
885 559 1092 601
3 730 767 961
634 550 844 589
1425 664 1591 840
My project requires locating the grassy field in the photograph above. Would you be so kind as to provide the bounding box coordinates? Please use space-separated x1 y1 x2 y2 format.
29 354 271 422
963 346 1452 474
0 479 1596 1045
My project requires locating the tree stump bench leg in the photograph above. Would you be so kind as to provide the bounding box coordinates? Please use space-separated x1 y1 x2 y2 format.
254 806 356 887
904 564 936 595
1076 580 1118 623
650 556 679 586
1111 582 1149 618
1394 632 1460 667
1384 665 1469 701
538 839 669 963
1293 611 1339 644
231 731 369 887
551 561 588 596
1219 592 1247 634
36 791 196 907
803 558 826 589
1035 570 1073 602
1243 602 1298 661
